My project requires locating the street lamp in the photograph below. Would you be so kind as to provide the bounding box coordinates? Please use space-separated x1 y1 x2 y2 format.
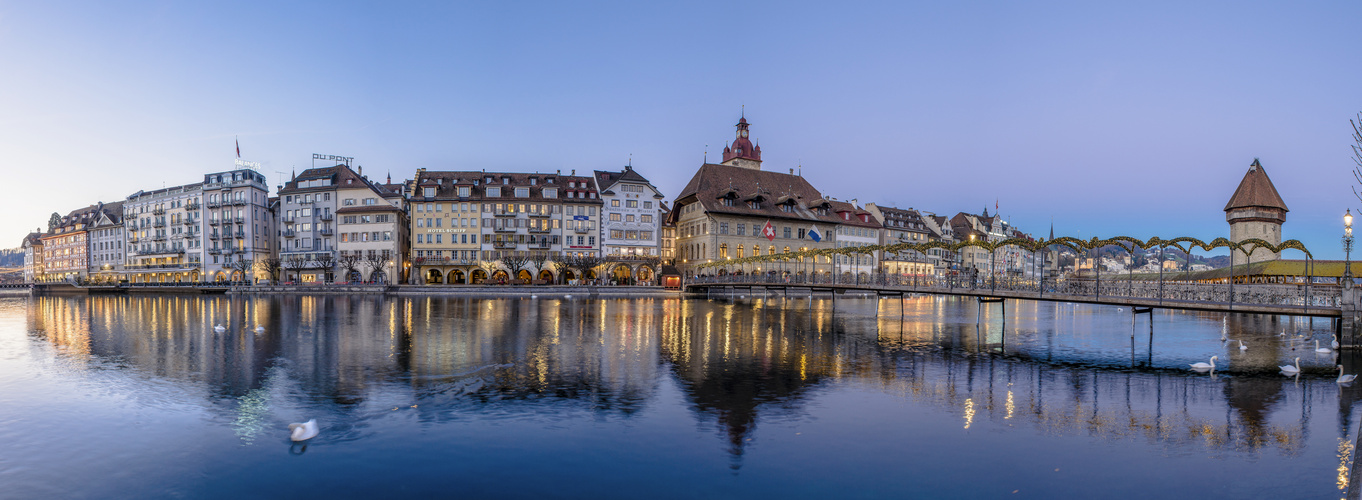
1345 209 1354 289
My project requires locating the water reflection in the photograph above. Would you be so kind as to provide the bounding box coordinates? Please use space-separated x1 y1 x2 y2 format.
16 294 1362 496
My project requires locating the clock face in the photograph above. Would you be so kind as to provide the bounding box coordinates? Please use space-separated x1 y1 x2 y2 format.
740 130 748 138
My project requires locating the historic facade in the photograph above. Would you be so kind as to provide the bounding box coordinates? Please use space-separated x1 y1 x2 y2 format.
125 183 202 283
203 168 273 281
865 203 934 277
335 171 408 284
86 201 125 283
595 164 665 284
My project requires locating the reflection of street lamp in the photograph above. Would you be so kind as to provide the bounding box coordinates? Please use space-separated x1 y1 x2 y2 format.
1345 209 1354 289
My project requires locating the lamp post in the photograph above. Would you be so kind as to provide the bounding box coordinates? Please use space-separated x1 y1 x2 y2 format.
1345 209 1354 289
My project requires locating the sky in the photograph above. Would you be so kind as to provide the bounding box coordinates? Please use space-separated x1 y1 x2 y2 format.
2 1 1360 258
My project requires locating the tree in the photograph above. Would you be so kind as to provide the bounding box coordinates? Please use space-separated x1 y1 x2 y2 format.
500 253 531 283
552 258 573 284
284 255 308 282
530 252 548 280
47 212 61 231
229 258 256 283
314 252 335 283
338 252 362 282
1353 111 1362 208
572 254 604 283
363 252 387 283
479 260 500 284
261 257 283 283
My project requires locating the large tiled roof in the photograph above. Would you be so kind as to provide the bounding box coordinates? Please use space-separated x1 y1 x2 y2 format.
670 163 845 224
413 170 599 204
1224 159 1288 212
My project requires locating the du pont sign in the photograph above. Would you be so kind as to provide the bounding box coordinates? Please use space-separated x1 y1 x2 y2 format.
312 154 354 165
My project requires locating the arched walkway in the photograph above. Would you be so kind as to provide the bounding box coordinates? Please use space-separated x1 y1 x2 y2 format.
347 270 363 283
611 264 632 285
637 266 654 284
537 269 553 283
448 269 466 284
471 269 488 284
426 269 444 284
491 270 509 283
516 270 532 282
214 272 227 282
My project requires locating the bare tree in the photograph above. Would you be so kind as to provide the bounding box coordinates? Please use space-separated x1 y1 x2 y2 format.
1353 112 1362 207
363 252 387 283
500 254 531 283
572 254 604 283
229 258 256 283
479 260 499 284
530 252 548 281
284 255 308 282
261 257 283 283
552 257 573 284
338 252 362 282
313 252 335 283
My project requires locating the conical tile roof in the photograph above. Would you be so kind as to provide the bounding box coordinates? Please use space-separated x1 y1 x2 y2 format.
1224 159 1288 212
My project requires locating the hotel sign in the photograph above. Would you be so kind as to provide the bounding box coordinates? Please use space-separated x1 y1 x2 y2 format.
313 154 354 165
235 159 262 169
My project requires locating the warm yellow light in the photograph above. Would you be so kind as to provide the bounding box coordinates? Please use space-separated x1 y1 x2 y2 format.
1348 209 1354 229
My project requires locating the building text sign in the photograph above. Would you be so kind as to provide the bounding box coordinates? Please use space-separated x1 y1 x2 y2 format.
312 154 354 165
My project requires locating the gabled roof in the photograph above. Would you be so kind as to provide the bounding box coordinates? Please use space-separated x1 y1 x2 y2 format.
594 165 663 199
670 163 845 225
1224 159 1288 212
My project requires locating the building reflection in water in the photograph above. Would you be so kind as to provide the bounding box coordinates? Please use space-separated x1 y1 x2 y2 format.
22 294 1362 484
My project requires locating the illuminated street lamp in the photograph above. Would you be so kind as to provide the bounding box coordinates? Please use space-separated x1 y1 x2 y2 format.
1345 209 1354 289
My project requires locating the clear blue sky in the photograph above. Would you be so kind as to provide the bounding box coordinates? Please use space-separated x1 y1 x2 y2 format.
3 1 1360 258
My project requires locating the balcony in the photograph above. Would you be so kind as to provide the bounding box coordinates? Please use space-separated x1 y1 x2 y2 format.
574 227 592 233
232 199 247 206
318 228 333 236
128 236 140 243
529 241 552 249
153 221 166 228
185 202 200 211
209 233 221 240
152 234 166 242
493 210 516 217
492 241 517 249
181 233 195 239
208 248 221 254
234 217 245 224
283 230 296 238
182 219 196 226
282 215 295 223
527 211 551 218
528 227 550 233
320 213 334 221
493 226 517 233
224 248 236 255
207 201 222 209
152 208 165 216
137 248 184 257
208 219 220 226
234 231 245 238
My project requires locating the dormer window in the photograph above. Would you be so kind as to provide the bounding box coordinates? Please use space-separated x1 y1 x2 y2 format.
722 198 735 207
530 178 538 185
486 187 501 197
748 201 760 209
458 186 470 197
569 181 576 188
424 187 435 198
502 177 510 185
514 187 529 198
542 188 557 198
780 204 794 213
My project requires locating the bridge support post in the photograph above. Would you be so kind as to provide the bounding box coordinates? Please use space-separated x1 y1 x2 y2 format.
1343 288 1362 348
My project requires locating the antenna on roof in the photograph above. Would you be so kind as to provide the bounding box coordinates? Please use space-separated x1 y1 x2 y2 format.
703 144 708 163
741 104 744 119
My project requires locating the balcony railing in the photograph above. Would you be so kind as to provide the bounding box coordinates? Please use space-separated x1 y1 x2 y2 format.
527 211 551 218
209 232 221 240
283 230 296 238
184 202 200 211
233 231 245 238
493 210 516 217
152 208 165 215
152 221 166 228
208 248 221 254
234 217 245 224
125 263 197 270
182 219 196 226
574 227 592 233
529 242 552 249
282 215 295 223
136 249 184 256
231 199 247 206
208 219 220 225
152 234 166 241
128 236 140 243
320 213 334 221
207 201 222 209
180 233 195 239
492 241 517 249
318 228 333 236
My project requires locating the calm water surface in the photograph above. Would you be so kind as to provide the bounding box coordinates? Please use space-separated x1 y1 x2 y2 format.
1 293 1358 499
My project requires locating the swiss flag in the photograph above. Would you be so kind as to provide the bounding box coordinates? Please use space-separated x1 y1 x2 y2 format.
762 221 776 241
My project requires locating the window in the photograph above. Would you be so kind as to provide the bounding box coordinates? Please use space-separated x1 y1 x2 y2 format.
748 201 760 209
640 231 652 240
515 187 529 198
641 215 653 223
783 227 791 239
611 199 620 207
611 230 624 239
643 201 652 209
458 186 470 197
542 188 556 198
609 213 621 222
486 187 501 197
719 222 728 234
626 200 637 208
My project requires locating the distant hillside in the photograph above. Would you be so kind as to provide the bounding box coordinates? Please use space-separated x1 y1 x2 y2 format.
0 248 20 268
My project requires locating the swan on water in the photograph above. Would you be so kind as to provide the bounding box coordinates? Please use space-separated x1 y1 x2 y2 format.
1338 366 1358 385
214 324 226 333
254 325 265 333
1316 340 1333 354
1190 356 1218 372
1279 357 1301 375
289 419 319 441
1238 340 1248 351
1333 338 1341 350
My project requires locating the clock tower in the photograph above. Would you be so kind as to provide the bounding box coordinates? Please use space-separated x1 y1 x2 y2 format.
721 117 762 170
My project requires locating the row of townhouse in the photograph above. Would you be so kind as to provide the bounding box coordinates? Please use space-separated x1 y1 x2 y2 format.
21 160 673 286
671 116 1038 282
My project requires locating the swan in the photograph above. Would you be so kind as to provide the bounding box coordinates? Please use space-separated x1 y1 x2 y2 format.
214 324 226 333
1338 366 1357 385
564 294 572 299
1189 356 1218 372
254 325 265 333
1238 340 1248 351
1333 338 1341 350
1316 340 1333 354
1279 357 1301 375
289 419 319 441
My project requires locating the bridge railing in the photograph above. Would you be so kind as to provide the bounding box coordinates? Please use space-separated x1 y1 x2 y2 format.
688 273 1343 309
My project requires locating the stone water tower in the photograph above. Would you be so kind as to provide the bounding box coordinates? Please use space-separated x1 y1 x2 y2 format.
1224 159 1288 263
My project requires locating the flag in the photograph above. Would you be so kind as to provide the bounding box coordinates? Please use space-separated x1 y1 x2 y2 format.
995 198 999 213
762 221 776 241
236 137 241 158
808 225 822 242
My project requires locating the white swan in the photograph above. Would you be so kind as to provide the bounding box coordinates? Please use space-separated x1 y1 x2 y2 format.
254 325 265 333
1333 338 1341 350
289 419 319 441
1190 356 1218 372
1338 365 1357 385
1279 357 1301 375
564 294 572 299
1238 340 1248 351
214 324 226 333
1316 340 1333 354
